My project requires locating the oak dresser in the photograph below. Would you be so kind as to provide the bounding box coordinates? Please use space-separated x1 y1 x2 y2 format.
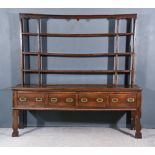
12 13 142 138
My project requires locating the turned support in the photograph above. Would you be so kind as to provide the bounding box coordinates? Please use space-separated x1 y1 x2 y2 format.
12 110 19 137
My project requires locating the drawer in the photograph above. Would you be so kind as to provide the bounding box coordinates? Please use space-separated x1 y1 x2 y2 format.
17 92 45 108
78 92 108 108
47 92 76 107
109 93 137 108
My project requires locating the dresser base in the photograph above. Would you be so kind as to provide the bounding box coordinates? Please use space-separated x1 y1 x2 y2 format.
12 84 142 138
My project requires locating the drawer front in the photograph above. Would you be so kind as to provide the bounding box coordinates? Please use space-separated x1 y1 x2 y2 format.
17 92 45 108
109 93 137 108
78 92 108 108
47 92 76 107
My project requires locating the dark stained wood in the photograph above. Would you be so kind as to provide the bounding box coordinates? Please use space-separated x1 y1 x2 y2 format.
20 17 24 85
23 69 131 74
22 32 38 36
12 13 142 138
109 93 137 108
22 52 134 57
135 92 142 138
78 92 108 108
22 32 134 37
17 92 46 108
114 19 119 85
19 110 27 129
131 111 135 130
13 87 141 110
124 19 132 86
12 84 142 91
47 92 76 108
20 13 137 19
13 107 137 111
12 110 19 137
131 19 136 86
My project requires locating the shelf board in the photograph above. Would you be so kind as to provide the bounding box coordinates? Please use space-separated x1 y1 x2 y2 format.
22 52 133 57
23 52 38 55
20 13 137 19
22 32 134 37
23 69 131 74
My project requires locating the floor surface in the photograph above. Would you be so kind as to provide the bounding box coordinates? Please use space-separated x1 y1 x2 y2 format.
0 127 155 147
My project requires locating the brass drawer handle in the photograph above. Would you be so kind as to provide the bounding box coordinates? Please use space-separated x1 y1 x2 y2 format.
66 98 74 103
127 98 135 103
96 98 104 103
35 97 43 102
81 98 88 103
50 97 58 103
112 98 118 103
19 97 27 102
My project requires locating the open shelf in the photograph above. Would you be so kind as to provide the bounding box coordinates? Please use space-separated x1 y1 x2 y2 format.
23 69 131 74
20 13 137 19
22 32 134 37
20 13 136 85
22 52 133 57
